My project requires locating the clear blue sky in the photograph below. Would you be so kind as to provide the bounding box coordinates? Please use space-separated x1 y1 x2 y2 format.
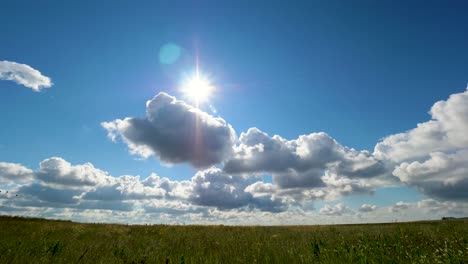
1 0 468 223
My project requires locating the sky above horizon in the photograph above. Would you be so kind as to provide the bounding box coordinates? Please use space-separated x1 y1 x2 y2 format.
1 0 468 224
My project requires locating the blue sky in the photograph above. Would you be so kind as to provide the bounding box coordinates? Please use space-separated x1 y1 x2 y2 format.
1 1 468 224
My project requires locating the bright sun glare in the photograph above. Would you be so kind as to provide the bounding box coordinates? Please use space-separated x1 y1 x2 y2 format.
181 72 214 105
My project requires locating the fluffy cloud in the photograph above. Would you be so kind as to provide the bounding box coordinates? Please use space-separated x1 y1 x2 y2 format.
0 61 52 91
244 181 277 197
6 182 135 212
383 199 468 219
359 204 377 213
322 173 374 199
393 150 468 200
389 201 410 213
189 168 285 212
416 199 468 216
4 86 468 223
375 88 468 163
102 92 236 168
0 158 159 212
375 88 468 200
17 183 82 205
320 203 354 216
81 173 188 201
2 156 468 224
99 93 389 207
223 128 388 198
35 157 114 187
225 129 336 176
0 162 34 184
0 157 286 217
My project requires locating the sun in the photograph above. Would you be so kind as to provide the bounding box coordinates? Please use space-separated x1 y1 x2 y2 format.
181 72 214 105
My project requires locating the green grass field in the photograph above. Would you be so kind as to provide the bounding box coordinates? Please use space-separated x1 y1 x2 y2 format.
0 216 467 263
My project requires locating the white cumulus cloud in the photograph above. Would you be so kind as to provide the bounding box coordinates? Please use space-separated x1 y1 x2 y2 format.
359 204 377 213
102 92 236 168
376 87 468 200
223 127 389 199
0 162 34 184
0 60 52 91
320 203 354 216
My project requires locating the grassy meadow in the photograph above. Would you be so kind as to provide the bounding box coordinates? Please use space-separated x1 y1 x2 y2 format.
0 216 467 263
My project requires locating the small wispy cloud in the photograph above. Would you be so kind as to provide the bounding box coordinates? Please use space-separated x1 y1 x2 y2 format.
0 60 53 91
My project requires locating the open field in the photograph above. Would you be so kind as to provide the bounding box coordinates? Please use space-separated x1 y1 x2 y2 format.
0 216 467 263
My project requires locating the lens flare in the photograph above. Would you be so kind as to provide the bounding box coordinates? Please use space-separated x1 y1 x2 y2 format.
181 72 214 105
